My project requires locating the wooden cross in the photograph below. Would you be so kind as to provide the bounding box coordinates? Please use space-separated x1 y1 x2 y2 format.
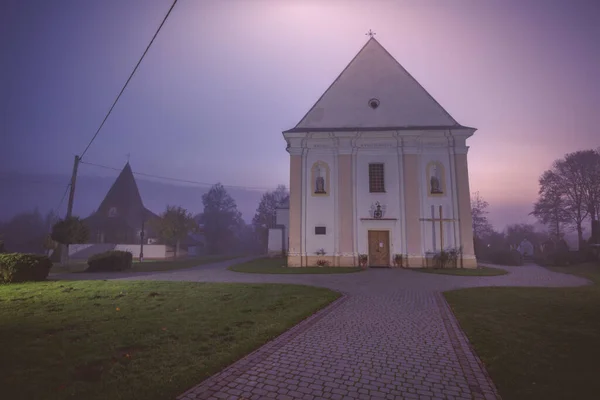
365 29 376 38
419 205 456 251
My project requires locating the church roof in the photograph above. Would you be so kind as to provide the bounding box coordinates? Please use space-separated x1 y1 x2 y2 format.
85 162 158 230
284 37 470 133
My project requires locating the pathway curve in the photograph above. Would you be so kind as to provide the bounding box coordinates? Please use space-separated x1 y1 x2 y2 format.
52 260 590 400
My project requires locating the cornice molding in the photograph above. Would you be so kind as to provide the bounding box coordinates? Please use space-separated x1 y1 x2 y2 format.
285 131 470 154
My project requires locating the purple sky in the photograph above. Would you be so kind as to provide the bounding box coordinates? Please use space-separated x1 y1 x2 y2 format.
2 0 599 230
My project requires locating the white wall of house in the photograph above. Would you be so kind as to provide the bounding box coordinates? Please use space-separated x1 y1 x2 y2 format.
276 207 290 251
69 244 168 259
267 228 283 256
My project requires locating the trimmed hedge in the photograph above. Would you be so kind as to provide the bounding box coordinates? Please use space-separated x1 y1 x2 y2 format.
489 249 523 266
535 250 588 267
86 250 133 272
0 253 52 283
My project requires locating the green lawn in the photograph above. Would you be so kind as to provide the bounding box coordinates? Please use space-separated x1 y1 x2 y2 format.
411 266 507 276
0 280 339 400
50 255 239 274
229 257 363 274
444 262 600 400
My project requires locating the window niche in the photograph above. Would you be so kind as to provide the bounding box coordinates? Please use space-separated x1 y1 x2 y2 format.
315 226 327 235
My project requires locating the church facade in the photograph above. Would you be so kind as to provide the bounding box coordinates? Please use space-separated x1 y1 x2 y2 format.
283 37 477 268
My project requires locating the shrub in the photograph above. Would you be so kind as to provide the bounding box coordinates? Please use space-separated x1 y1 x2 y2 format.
358 254 368 268
315 259 330 267
51 216 89 245
538 249 586 267
0 253 52 283
0 240 5 253
393 254 406 267
490 249 523 266
86 250 133 272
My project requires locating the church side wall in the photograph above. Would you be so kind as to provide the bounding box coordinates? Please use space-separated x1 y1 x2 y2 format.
355 150 402 265
287 155 303 266
455 152 477 267
419 150 459 255
305 151 336 266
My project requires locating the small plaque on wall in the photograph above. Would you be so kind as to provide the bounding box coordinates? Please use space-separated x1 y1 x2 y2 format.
315 226 326 235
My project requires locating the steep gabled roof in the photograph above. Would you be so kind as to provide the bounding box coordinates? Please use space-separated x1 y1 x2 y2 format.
86 163 158 229
285 37 466 133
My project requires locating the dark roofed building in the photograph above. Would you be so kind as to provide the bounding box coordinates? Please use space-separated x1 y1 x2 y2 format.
84 162 159 244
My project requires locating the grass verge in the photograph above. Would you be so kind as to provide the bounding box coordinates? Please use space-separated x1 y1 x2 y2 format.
0 280 339 400
229 257 363 274
50 255 239 274
411 266 508 276
444 262 599 400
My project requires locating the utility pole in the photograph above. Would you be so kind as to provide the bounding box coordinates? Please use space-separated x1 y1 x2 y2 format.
61 155 80 264
66 155 80 219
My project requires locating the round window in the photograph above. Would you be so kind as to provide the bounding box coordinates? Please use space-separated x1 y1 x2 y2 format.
368 98 380 109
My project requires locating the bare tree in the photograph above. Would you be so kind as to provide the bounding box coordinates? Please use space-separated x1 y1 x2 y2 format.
531 170 570 240
580 149 600 223
553 152 590 246
532 150 600 246
471 191 493 239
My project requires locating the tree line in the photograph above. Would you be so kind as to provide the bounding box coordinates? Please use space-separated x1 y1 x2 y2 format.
531 149 600 247
471 190 551 258
149 183 288 256
471 148 600 264
0 182 289 257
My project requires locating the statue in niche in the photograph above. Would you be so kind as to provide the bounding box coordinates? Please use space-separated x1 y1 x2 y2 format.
315 165 326 194
430 163 443 194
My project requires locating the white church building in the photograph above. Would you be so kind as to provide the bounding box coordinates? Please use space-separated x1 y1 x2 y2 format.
273 36 477 268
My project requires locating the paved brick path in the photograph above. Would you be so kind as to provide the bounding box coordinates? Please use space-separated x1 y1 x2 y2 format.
52 260 590 400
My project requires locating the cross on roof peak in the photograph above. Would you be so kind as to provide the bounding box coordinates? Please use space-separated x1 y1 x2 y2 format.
365 29 376 38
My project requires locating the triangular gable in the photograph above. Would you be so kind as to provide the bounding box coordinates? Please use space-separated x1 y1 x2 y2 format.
90 163 158 228
287 38 461 132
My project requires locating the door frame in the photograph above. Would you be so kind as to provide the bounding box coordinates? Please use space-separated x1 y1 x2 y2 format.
367 229 391 267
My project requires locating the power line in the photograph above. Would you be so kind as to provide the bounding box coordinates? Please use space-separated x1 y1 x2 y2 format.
0 176 70 186
79 160 277 192
79 0 179 159
54 183 71 217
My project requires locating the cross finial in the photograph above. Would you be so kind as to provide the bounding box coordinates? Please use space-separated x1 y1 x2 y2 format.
366 29 376 38
126 153 130 163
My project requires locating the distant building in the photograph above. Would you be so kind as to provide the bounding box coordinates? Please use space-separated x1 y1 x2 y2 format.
84 163 159 244
267 196 289 256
